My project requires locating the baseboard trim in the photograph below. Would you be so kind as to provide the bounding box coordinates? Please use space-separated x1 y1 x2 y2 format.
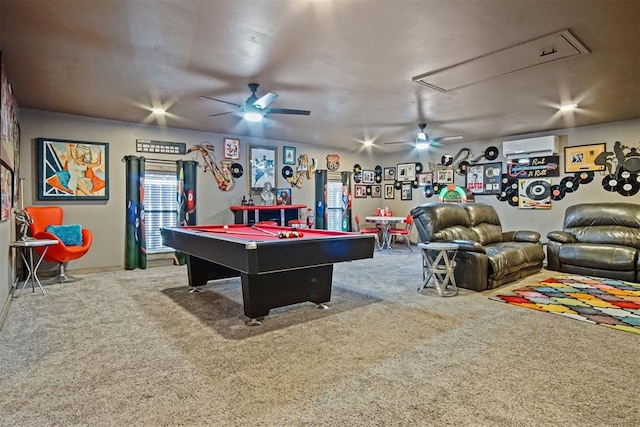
0 288 13 332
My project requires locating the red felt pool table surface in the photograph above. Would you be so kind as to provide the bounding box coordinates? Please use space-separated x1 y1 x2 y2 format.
160 224 375 324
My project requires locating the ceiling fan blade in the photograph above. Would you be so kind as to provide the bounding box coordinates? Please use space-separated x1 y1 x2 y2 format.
267 108 311 116
208 111 237 117
383 141 413 145
432 135 463 143
200 95 243 109
253 92 279 109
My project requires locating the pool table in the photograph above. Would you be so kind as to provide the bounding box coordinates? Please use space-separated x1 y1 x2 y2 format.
160 224 375 324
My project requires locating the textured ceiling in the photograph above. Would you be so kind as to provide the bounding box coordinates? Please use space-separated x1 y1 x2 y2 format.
1 0 638 152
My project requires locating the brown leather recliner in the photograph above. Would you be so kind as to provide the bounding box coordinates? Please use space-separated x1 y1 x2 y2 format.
546 203 640 282
411 202 545 291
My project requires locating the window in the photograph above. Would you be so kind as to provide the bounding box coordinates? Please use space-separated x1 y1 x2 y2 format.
144 170 177 253
326 175 344 231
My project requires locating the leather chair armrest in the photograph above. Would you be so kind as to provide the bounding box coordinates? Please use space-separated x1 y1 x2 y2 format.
513 230 541 243
547 230 577 243
451 239 486 253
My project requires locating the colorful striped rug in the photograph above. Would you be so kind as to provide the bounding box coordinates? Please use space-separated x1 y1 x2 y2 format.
490 275 640 334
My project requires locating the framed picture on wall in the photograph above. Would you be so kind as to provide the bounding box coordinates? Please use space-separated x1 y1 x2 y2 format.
564 143 607 173
435 168 454 184
354 184 367 198
383 167 396 181
401 182 412 200
275 188 292 205
0 162 13 221
223 137 240 160
362 170 375 184
384 184 395 199
283 146 296 165
249 145 276 191
36 138 109 201
371 185 381 198
417 172 433 186
397 163 416 181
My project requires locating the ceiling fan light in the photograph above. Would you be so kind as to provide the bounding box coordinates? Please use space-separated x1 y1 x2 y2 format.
416 141 430 149
244 111 263 122
416 131 427 142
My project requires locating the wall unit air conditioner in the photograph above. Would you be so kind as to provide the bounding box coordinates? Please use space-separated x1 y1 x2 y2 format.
503 136 559 160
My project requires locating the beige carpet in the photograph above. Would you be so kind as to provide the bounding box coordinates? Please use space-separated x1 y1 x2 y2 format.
1 249 638 426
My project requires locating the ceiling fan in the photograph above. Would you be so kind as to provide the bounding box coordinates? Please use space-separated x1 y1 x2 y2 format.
200 83 311 122
384 123 462 148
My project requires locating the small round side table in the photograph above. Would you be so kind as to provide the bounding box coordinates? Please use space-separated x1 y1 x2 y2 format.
418 242 459 297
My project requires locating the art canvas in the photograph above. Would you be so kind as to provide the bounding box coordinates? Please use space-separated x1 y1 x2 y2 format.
37 138 109 201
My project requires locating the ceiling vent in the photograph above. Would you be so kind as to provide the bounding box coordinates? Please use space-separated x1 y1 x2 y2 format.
412 29 589 93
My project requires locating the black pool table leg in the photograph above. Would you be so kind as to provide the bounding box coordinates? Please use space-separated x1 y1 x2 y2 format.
186 255 240 291
240 265 334 325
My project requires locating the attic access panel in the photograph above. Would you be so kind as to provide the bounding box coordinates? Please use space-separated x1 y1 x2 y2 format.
412 30 589 93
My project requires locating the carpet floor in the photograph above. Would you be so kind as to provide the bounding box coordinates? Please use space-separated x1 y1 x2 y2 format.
1 249 639 426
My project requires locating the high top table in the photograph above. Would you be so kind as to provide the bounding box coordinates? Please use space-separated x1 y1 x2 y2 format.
364 216 406 250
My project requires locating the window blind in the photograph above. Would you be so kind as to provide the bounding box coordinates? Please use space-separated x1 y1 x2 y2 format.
144 170 178 253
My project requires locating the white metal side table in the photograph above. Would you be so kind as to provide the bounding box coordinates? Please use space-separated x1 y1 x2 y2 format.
11 238 59 297
418 242 459 297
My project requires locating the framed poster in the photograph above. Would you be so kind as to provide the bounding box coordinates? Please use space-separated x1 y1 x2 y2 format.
37 138 109 201
383 167 396 181
371 185 381 198
275 188 292 205
283 146 296 165
354 184 367 198
466 162 502 195
384 184 395 199
435 168 454 184
564 143 606 173
417 172 433 187
397 163 416 181
0 162 12 221
401 182 412 200
249 145 276 191
223 138 240 160
362 170 375 184
518 178 551 209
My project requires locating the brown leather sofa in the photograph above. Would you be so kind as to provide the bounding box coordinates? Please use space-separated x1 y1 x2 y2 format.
411 202 545 291
546 203 640 282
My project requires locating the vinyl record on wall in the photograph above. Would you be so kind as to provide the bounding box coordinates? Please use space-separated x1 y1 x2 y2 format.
374 165 383 174
525 180 551 200
575 171 594 184
550 185 565 201
616 174 640 196
411 179 419 188
508 195 519 206
230 163 244 178
415 162 423 173
484 146 499 161
424 186 434 197
282 166 294 178
394 180 402 190
353 164 362 173
497 190 510 202
601 175 618 192
353 172 362 183
375 174 382 183
560 176 580 193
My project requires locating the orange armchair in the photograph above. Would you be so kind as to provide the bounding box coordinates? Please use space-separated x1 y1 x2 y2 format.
25 206 93 282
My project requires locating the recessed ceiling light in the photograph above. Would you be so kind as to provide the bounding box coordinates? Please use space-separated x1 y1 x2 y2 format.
559 103 578 112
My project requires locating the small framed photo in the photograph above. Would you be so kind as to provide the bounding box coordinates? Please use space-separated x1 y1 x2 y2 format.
223 137 240 160
283 146 296 165
354 184 367 198
436 168 454 184
397 163 416 181
362 170 375 184
275 188 292 205
417 172 433 187
401 182 412 200
371 185 381 198
384 184 395 199
383 167 396 181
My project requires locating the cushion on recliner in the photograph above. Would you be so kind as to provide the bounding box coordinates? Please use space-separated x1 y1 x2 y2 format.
46 224 83 246
463 203 503 245
559 243 637 270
